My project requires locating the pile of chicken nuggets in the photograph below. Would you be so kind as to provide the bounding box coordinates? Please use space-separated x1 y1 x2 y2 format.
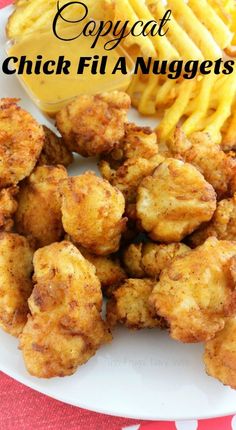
1 93 236 389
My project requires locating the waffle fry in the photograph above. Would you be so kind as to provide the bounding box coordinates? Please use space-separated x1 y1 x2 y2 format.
222 102 236 149
126 0 179 60
128 70 236 146
208 0 235 24
182 75 218 135
168 0 223 59
105 0 157 58
106 0 234 61
157 80 197 141
7 0 56 38
188 0 232 48
203 73 236 143
211 0 236 53
7 0 106 38
146 0 203 61
124 0 236 146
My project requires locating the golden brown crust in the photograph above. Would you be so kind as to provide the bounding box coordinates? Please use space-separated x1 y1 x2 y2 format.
99 123 164 216
78 247 127 297
0 186 18 231
100 155 165 212
0 98 44 188
204 317 236 389
102 123 159 167
56 92 130 157
168 129 236 199
20 241 111 378
137 158 217 243
107 278 165 329
123 243 145 278
189 194 236 247
222 102 236 151
61 172 127 255
15 165 67 248
37 126 73 167
0 232 33 337
150 238 236 343
123 242 190 279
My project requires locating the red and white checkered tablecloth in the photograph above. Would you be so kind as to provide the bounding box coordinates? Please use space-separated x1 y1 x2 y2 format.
0 0 235 428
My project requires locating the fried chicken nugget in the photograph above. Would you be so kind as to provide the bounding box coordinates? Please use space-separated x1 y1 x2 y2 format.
61 172 127 255
56 91 131 157
37 126 73 167
78 247 127 297
204 317 236 389
102 123 159 167
107 279 165 329
0 98 44 188
20 241 111 378
168 129 236 199
99 124 164 215
0 186 18 231
136 158 217 243
15 165 67 248
190 194 236 247
150 237 236 343
123 242 190 279
123 243 146 278
0 232 33 337
100 155 165 217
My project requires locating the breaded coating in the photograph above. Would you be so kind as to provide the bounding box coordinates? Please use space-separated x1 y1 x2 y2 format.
123 242 190 279
190 194 236 247
15 165 67 248
0 233 33 337
56 91 130 157
168 129 236 199
204 317 236 389
107 279 165 329
137 158 217 243
20 242 111 378
0 186 18 231
78 247 127 297
99 124 164 216
37 126 73 167
100 156 165 217
120 218 141 245
0 98 44 188
229 174 236 197
102 123 159 167
61 172 127 255
123 243 146 278
150 238 236 343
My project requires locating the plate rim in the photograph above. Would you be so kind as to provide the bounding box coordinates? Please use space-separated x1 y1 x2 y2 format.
1 364 236 422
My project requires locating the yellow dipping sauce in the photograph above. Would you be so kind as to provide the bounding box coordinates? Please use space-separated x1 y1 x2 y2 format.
8 29 133 117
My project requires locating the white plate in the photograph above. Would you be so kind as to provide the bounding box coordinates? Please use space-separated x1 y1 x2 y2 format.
1 5 236 422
